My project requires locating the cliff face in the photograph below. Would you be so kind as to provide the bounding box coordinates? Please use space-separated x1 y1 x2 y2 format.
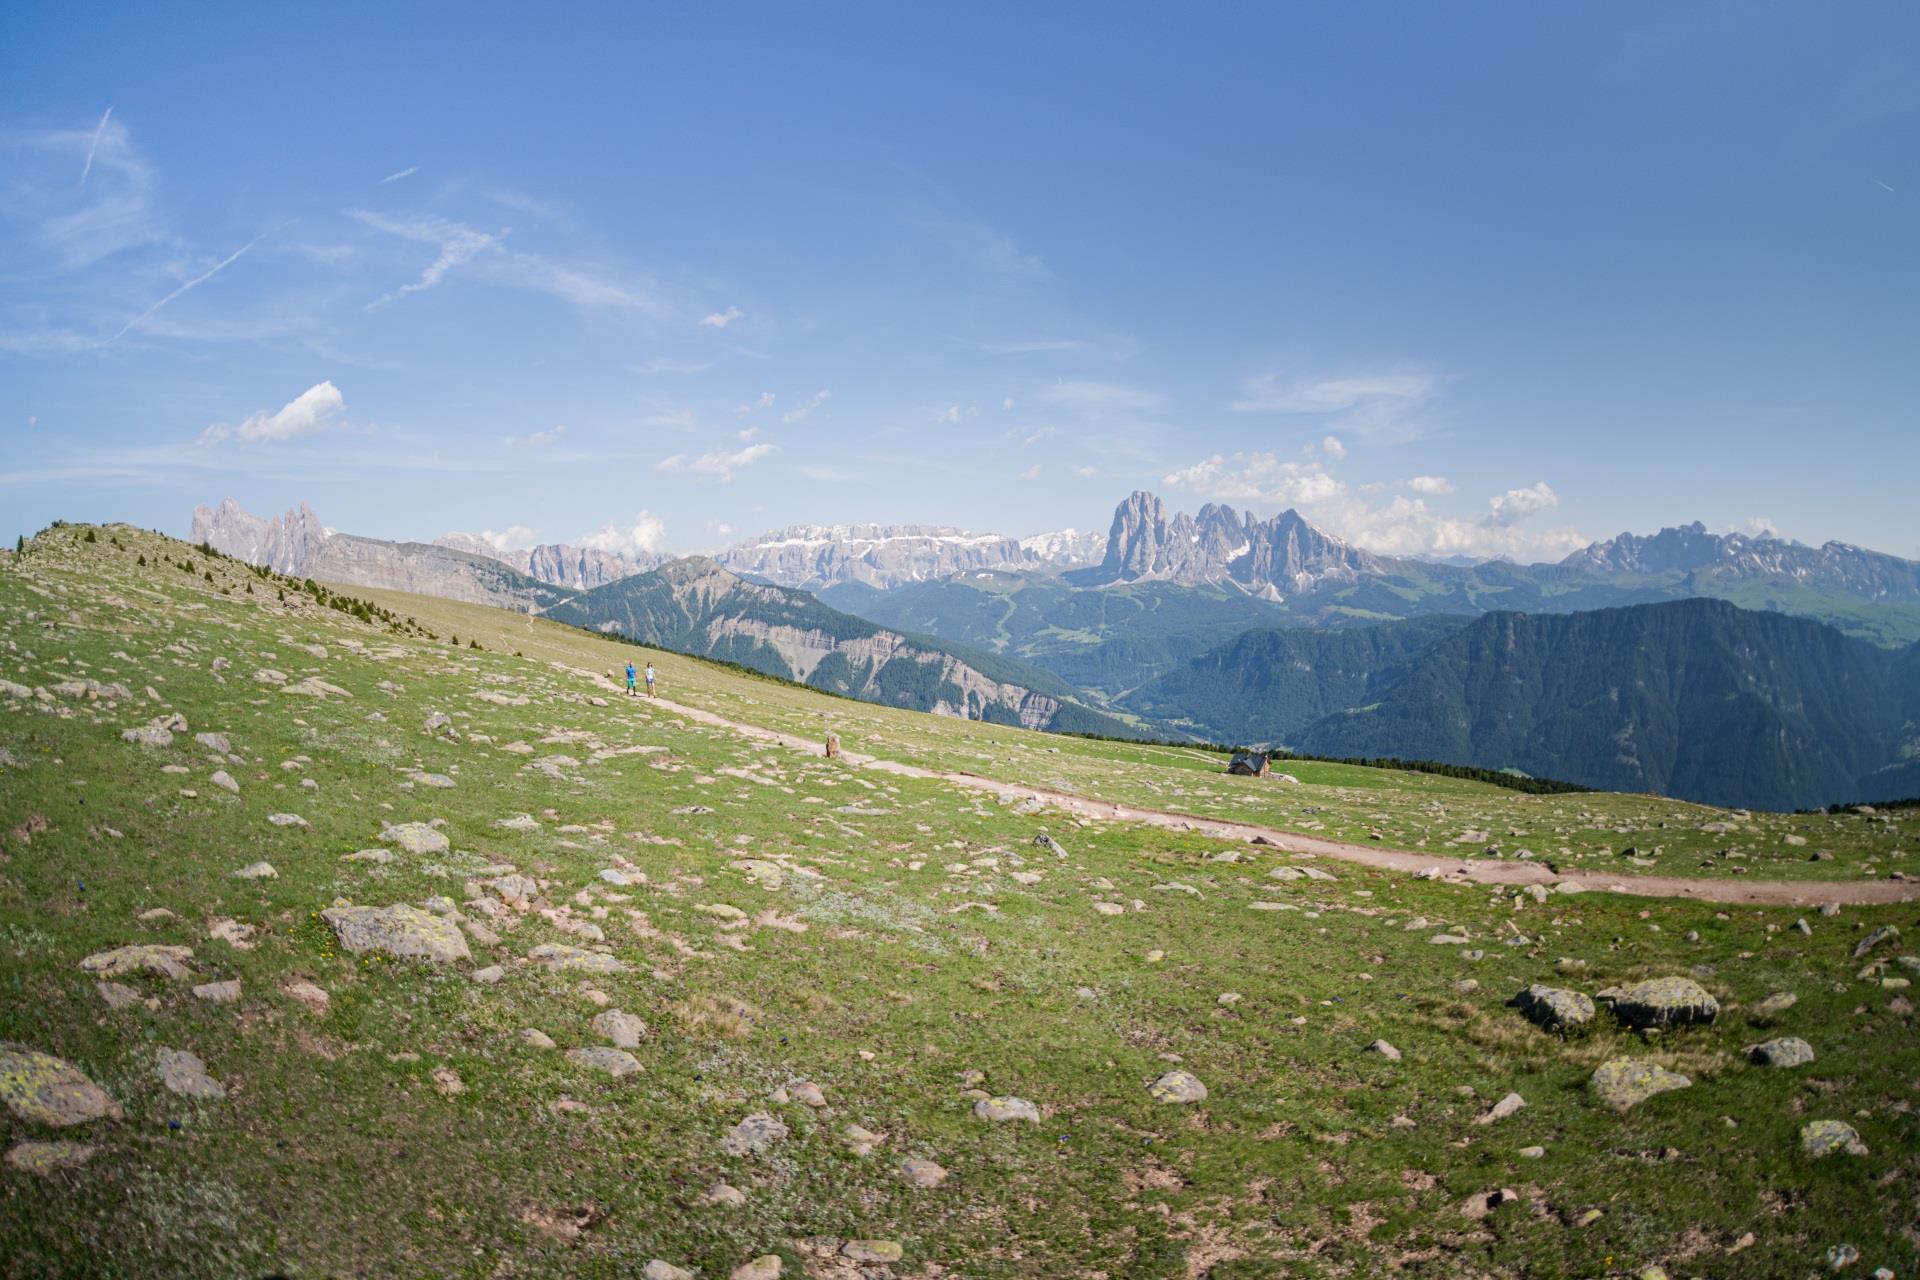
1095 491 1379 596
191 500 569 611
1564 523 1920 602
433 533 658 590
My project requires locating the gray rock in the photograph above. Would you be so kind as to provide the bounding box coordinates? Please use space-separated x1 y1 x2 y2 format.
722 1111 789 1155
974 1095 1041 1123
592 1010 648 1048
4 1141 98 1174
1748 1037 1815 1068
233 861 277 880
1605 976 1719 1029
519 1029 557 1049
842 1241 904 1264
567 1047 641 1078
1748 991 1797 1026
526 943 625 974
1800 1119 1868 1158
379 821 450 856
155 1048 225 1100
0 1050 123 1126
1365 1039 1402 1061
192 979 241 1003
492 813 541 832
643 1263 695 1280
121 725 174 748
194 732 233 755
1474 1092 1526 1125
321 904 471 962
1509 984 1596 1032
1033 832 1067 858
266 812 308 828
209 770 240 794
900 1157 948 1187
79 943 194 981
1853 925 1900 960
1589 1057 1691 1111
1147 1070 1208 1103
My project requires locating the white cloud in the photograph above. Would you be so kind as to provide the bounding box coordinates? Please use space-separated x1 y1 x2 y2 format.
1002 397 1015 410
352 211 502 307
203 380 344 444
1017 464 1042 480
1038 380 1164 412
1486 482 1560 526
380 166 418 184
16 111 162 267
1074 464 1098 478
632 357 712 376
79 107 113 186
1162 453 1345 506
654 442 774 482
578 511 667 556
1321 435 1347 460
351 209 662 314
781 390 830 423
699 307 743 329
1739 516 1781 538
1407 474 1454 495
508 424 565 447
467 525 538 552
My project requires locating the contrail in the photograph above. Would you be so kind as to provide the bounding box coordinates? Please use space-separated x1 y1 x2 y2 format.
1872 178 1895 193
108 233 265 344
80 107 113 186
381 166 418 183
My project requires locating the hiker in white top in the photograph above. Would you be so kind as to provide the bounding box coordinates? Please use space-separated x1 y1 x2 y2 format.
644 663 657 697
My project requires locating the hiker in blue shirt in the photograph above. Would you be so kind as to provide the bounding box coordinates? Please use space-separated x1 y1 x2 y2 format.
625 662 637 696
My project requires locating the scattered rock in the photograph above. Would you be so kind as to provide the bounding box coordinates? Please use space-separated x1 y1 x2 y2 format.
1589 1058 1692 1111
1605 977 1719 1029
1749 1037 1815 1068
266 813 308 828
592 1010 648 1048
527 944 625 974
1509 984 1596 1032
1147 1070 1208 1104
1800 1119 1868 1159
723 1111 789 1155
843 1241 904 1264
1474 1092 1526 1125
321 904 471 962
155 1048 225 1100
900 1157 948 1188
379 822 450 856
731 1257 782 1280
4 1141 97 1174
520 1029 557 1049
1365 1039 1402 1061
0 1050 122 1126
284 980 330 1015
192 979 241 1003
79 944 194 981
95 981 146 1010
644 1262 695 1280
1853 925 1900 960
209 770 240 794
566 1048 642 1078
233 861 277 880
974 1096 1040 1123
1748 991 1797 1026
703 1181 747 1206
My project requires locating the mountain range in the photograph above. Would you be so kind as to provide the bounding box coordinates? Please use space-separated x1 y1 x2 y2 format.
541 556 1139 737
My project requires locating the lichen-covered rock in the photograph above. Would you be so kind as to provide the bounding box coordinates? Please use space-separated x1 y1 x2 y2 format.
1589 1057 1692 1111
1606 977 1719 1029
722 1111 788 1155
566 1047 642 1077
78 944 194 981
592 1011 648 1048
1147 1070 1208 1104
321 904 470 962
155 1048 226 1100
900 1157 948 1187
1800 1119 1868 1158
1509 984 1596 1032
973 1095 1040 1123
842 1241 904 1263
1852 925 1900 960
0 1049 122 1127
4 1140 97 1173
1747 991 1797 1026
378 821 449 856
526 943 626 974
1749 1037 1815 1068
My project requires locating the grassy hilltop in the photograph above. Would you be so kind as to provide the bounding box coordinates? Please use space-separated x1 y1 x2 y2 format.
0 524 1915 1279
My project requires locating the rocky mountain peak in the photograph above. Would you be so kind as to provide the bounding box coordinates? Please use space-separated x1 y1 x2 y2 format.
1094 491 1375 595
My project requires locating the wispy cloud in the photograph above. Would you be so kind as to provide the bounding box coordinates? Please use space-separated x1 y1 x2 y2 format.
507 424 566 447
351 210 503 307
781 389 831 423
110 232 265 343
632 357 713 376
1017 464 1042 480
380 166 418 184
654 442 774 481
964 337 1091 354
1038 380 1164 412
1163 453 1344 506
351 209 665 314
202 380 344 444
699 306 743 329
1872 178 1895 193
1231 370 1442 443
79 107 113 186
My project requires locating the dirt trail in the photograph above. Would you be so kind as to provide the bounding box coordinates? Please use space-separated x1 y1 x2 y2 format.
633 687 1919 908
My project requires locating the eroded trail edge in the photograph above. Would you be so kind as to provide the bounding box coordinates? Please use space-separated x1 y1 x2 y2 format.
632 687 1917 908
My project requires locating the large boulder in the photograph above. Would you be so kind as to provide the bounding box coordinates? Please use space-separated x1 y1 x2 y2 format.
379 822 450 856
1509 984 1596 1032
1589 1058 1692 1112
321 904 470 962
973 1096 1040 1124
1749 1037 1815 1069
1800 1119 1868 1158
0 1049 122 1127
1603 977 1719 1029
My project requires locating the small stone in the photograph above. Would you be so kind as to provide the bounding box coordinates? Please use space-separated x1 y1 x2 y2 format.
1517 1145 1545 1159
1474 1092 1526 1125
1826 1244 1860 1271
703 1181 747 1206
900 1157 948 1188
974 1095 1040 1123
1147 1070 1208 1104
284 980 330 1015
432 1066 465 1095
379 821 450 856
5 1141 97 1174
1589 1057 1691 1111
1749 1037 1815 1068
1748 991 1797 1026
1851 925 1899 960
526 943 625 974
192 979 241 1003
785 1079 826 1108
843 1241 904 1264
233 861 277 880
722 1111 789 1155
155 1048 225 1100
1365 1039 1402 1061
731 1257 781 1280
592 1010 648 1048
519 1029 557 1049
266 813 308 828
470 965 505 985
210 770 239 794
1800 1119 1868 1158
566 1048 641 1078
0 1050 122 1126
644 1263 695 1280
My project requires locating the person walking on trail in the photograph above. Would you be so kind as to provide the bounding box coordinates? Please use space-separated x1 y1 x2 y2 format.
644 663 657 697
625 662 637 696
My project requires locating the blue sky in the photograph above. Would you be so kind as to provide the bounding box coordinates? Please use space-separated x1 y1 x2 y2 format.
4 3 1916 560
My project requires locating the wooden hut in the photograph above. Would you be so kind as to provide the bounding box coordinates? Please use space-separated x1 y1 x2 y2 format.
1227 751 1271 777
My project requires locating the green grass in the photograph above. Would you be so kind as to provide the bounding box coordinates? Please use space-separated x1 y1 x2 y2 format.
0 524 1914 1278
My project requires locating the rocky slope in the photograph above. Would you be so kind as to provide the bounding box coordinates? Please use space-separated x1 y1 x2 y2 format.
1564 522 1920 602
714 523 1102 590
1085 491 1381 597
191 500 570 611
543 556 1144 736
